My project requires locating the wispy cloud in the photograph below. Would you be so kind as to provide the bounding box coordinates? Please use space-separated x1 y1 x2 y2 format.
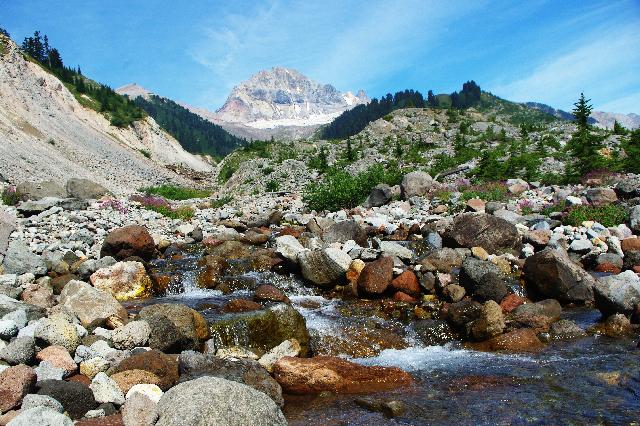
490 20 640 113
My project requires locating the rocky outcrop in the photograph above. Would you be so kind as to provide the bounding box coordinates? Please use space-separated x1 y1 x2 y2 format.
446 213 521 254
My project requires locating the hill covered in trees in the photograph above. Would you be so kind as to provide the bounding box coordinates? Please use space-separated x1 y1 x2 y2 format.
20 30 145 128
320 81 483 140
133 95 247 157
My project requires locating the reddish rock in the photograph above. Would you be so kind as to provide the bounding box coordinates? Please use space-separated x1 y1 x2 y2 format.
481 328 544 352
509 313 553 334
110 369 162 394
594 263 621 274
525 230 551 247
357 257 394 296
388 227 409 241
390 270 421 296
100 225 155 261
500 294 526 314
621 238 640 253
36 345 77 376
272 356 413 394
254 284 290 304
0 364 36 412
113 350 179 390
465 198 486 213
150 273 172 294
634 266 640 274
279 227 302 238
222 299 263 313
393 291 418 303
66 374 92 386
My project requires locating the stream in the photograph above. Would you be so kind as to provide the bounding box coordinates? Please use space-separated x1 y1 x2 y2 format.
125 249 640 425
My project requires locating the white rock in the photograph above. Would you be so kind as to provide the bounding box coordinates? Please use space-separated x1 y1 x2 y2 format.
126 384 163 403
258 339 302 372
90 372 125 405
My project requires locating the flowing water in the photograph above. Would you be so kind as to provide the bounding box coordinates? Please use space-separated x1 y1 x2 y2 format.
127 250 640 425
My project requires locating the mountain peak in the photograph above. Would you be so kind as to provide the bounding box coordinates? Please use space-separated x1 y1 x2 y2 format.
212 67 368 130
115 83 153 99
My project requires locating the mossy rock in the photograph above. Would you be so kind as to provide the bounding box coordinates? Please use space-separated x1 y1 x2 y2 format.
208 304 310 356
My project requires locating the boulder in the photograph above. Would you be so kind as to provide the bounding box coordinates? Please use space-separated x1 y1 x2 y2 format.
274 235 307 263
100 225 155 261
20 394 65 413
90 261 152 301
366 184 392 207
549 319 587 340
156 377 287 426
0 296 45 322
37 379 97 420
512 299 562 320
459 257 509 303
59 281 127 328
111 321 151 350
89 372 125 405
272 356 413 394
254 284 289 304
446 213 521 254
3 241 47 276
357 257 394 296
0 211 16 257
126 384 163 402
298 248 351 287
522 249 595 304
16 181 66 200
65 178 108 200
418 248 463 272
138 304 209 351
178 351 283 406
258 339 302 372
585 187 617 205
121 393 158 426
1 337 35 365
630 205 640 232
413 319 456 346
36 346 77 377
110 370 162 395
480 328 544 352
208 304 310 357
5 406 73 426
469 300 505 341
323 221 367 247
390 270 421 296
0 364 36 412
113 350 179 391
447 299 483 329
34 315 81 353
378 241 414 260
594 270 640 316
400 171 434 199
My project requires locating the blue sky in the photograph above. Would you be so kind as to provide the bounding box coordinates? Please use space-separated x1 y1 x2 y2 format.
2 0 639 113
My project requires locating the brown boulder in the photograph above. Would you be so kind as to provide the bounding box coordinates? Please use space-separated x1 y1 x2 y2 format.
390 270 420 296
621 237 640 253
357 257 394 296
254 284 290 304
480 328 544 352
272 356 413 394
446 213 521 254
0 364 36 412
100 225 155 261
113 350 179 391
393 291 418 303
110 369 162 394
500 294 526 313
138 303 210 351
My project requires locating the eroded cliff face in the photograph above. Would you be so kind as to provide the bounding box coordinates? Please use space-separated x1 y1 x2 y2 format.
0 35 213 195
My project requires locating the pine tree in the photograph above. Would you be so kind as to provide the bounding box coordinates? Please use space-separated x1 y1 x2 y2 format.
427 90 436 107
622 129 640 173
0 27 9 37
613 120 627 135
572 93 593 130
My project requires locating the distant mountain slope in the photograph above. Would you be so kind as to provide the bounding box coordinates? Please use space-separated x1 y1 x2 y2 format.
0 34 213 194
525 101 639 129
196 67 368 140
130 94 246 157
117 84 248 155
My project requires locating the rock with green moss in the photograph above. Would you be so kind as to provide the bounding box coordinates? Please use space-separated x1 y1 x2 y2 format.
208 304 310 357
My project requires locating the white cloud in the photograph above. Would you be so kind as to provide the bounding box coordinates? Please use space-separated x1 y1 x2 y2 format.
490 23 640 112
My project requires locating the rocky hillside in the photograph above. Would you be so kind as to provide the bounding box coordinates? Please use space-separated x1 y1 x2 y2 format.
0 35 213 195
526 102 640 130
190 67 368 140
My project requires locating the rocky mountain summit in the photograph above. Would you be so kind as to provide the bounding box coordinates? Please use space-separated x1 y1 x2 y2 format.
0 35 213 195
192 67 368 140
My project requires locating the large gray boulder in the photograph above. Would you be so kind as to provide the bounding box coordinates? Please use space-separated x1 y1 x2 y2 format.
0 210 16 257
594 270 640 316
446 213 521 254
458 257 509 303
630 205 640 232
523 248 595 304
65 178 108 200
3 241 47 276
0 295 46 321
298 248 351 287
16 181 66 200
156 377 287 426
365 184 392 207
59 280 127 328
323 220 367 246
400 171 434 199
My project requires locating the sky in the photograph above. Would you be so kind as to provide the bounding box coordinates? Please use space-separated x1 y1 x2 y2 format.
2 0 639 113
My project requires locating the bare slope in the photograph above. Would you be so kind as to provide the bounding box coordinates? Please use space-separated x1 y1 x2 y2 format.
0 35 213 194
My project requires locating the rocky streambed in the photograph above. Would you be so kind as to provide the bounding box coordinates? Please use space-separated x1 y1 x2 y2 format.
1 174 640 425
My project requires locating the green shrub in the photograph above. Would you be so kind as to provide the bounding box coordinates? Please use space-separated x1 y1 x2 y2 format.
142 185 210 200
210 195 233 209
1 186 23 206
138 149 151 158
460 182 509 202
563 204 628 227
262 166 275 175
265 180 281 192
303 164 403 212
146 204 195 220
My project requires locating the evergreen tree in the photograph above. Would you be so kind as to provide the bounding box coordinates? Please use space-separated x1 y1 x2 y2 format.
572 93 593 130
622 129 640 173
427 90 437 107
47 48 63 69
0 27 9 37
345 138 355 162
613 120 627 135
